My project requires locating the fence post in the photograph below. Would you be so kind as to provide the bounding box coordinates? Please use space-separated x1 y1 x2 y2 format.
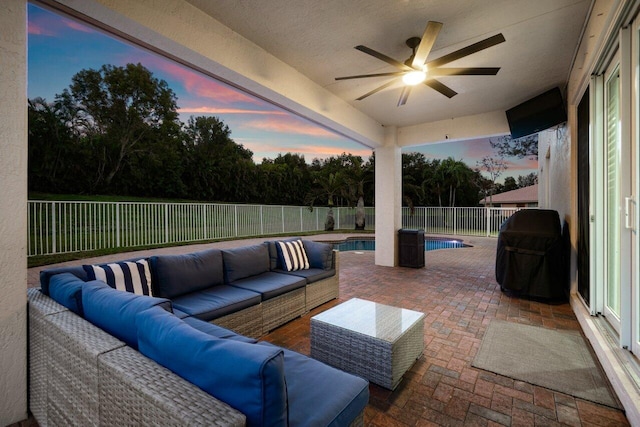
164 204 170 243
316 209 319 231
300 207 304 232
454 207 457 236
234 205 239 237
203 204 208 240
116 202 121 247
260 205 264 235
486 207 491 237
51 201 57 254
336 208 340 229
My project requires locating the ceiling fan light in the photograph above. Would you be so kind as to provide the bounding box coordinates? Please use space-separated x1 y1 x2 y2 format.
403 70 426 86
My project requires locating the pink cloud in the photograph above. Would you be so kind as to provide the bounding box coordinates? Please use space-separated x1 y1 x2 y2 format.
243 117 341 139
134 55 259 105
64 20 95 34
460 138 494 159
29 9 91 37
28 21 55 36
178 106 287 116
241 140 372 162
504 157 538 170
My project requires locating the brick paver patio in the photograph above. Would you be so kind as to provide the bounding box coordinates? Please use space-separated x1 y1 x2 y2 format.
264 235 629 426
25 234 629 426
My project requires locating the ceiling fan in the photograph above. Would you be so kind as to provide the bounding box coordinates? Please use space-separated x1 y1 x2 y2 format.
335 21 505 106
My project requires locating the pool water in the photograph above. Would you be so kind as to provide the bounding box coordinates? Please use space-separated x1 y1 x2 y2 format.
333 239 469 252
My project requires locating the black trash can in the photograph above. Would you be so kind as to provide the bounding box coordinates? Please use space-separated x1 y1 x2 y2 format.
398 229 425 268
495 209 567 300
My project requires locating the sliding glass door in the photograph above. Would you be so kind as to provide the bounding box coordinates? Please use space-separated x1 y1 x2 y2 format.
604 62 622 333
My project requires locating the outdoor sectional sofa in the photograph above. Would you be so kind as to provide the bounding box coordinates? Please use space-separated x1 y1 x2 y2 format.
29 239 368 426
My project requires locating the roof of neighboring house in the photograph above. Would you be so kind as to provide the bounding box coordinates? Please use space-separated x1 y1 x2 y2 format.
479 184 538 205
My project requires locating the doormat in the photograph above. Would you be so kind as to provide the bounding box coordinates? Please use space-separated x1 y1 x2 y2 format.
472 319 620 408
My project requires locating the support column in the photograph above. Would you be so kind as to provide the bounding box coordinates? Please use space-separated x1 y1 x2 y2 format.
0 0 28 424
375 126 402 267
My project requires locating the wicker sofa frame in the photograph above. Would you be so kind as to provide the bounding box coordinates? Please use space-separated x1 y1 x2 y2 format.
28 285 363 426
210 250 339 338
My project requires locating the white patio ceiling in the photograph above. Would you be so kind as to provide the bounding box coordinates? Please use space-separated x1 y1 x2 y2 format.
185 0 591 131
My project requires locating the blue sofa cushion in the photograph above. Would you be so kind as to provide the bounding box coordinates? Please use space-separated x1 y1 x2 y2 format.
150 248 224 299
275 268 336 284
259 342 369 427
172 308 191 319
222 244 270 283
40 265 88 296
47 273 86 315
82 281 172 349
303 240 334 270
137 307 288 427
275 240 309 272
230 272 306 300
171 285 261 321
182 316 257 343
84 259 153 296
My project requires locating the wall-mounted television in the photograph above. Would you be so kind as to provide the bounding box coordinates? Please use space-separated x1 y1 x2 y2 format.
505 87 567 139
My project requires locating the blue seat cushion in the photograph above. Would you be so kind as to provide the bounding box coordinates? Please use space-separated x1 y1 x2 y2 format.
137 307 287 427
150 248 224 299
222 244 270 283
171 285 261 321
182 316 257 343
303 240 334 270
82 281 172 349
172 308 191 319
259 342 369 427
230 272 306 300
274 268 336 284
47 273 86 315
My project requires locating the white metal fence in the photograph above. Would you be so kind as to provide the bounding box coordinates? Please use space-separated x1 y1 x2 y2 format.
402 206 522 238
27 201 520 256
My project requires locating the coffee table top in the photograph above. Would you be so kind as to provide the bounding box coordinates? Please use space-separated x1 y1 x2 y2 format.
311 298 425 343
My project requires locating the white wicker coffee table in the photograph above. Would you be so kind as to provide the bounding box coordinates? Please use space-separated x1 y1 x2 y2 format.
310 298 425 390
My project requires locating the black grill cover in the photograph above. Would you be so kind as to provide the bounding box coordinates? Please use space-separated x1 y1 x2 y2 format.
496 209 567 300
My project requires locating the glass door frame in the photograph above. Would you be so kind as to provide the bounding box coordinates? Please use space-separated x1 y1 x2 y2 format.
631 19 640 355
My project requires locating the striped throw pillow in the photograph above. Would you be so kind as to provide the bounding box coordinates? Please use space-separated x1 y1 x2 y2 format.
84 259 153 296
277 240 310 272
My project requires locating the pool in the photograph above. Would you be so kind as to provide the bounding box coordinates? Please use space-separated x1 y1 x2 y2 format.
332 238 470 252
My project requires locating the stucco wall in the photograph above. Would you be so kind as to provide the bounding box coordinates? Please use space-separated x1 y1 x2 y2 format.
538 124 571 223
0 0 28 424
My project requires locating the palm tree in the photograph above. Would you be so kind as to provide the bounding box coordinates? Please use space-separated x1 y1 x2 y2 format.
440 158 471 207
305 171 346 231
345 157 372 230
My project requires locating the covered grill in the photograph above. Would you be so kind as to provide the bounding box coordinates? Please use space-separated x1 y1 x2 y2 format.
495 209 567 300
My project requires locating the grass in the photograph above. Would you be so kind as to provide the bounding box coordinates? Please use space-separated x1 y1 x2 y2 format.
27 229 374 268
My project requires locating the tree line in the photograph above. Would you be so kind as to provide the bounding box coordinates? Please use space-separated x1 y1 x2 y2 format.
28 63 536 208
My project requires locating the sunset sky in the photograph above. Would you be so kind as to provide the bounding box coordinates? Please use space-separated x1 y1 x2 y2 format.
27 4 537 181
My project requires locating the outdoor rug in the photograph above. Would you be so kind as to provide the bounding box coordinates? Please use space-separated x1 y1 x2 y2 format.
473 319 619 408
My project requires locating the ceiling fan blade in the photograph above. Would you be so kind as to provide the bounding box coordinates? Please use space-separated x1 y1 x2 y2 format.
424 78 457 98
335 71 406 81
426 33 505 68
356 80 398 101
428 67 500 76
355 45 413 70
412 21 443 68
398 86 412 106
